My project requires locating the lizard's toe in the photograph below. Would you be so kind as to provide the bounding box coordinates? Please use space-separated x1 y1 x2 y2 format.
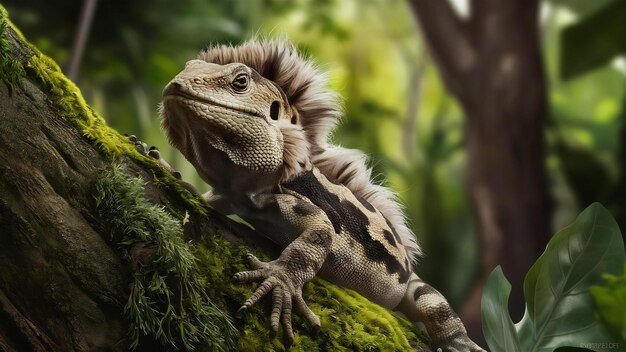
236 277 277 315
147 149 161 159
433 333 486 352
128 134 149 154
294 294 320 334
126 135 186 181
281 292 294 348
269 285 283 335
245 253 267 269
231 267 268 283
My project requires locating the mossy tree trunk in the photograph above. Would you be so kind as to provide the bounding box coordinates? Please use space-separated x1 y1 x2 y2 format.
0 7 428 352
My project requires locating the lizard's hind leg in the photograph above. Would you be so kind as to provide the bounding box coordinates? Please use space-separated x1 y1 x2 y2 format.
396 274 485 352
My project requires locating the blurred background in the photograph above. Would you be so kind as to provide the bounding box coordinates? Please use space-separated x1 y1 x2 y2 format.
4 0 626 344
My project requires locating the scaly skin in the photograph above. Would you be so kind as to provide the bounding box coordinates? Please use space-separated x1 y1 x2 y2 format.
153 41 485 351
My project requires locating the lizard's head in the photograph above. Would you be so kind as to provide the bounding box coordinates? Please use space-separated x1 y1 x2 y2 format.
161 59 296 174
160 40 341 186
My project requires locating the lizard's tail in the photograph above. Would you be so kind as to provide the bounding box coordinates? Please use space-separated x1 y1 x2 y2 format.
395 273 486 352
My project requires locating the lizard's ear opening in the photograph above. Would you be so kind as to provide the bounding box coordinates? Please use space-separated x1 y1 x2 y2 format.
270 101 280 120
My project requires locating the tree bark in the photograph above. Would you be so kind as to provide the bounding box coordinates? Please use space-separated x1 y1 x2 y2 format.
407 0 550 342
0 11 428 352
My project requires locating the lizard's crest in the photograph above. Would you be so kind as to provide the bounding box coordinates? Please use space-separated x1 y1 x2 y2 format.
199 40 420 260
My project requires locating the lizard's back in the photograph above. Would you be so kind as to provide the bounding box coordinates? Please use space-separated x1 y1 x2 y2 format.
243 167 414 309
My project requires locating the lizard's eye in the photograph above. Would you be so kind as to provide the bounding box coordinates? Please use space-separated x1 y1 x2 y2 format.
231 73 249 92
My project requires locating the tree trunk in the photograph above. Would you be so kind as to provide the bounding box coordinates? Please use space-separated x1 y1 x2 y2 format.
0 9 428 352
407 0 550 343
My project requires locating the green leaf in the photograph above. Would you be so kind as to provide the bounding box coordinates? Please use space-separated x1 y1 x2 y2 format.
481 266 521 352
516 203 625 352
561 1 626 80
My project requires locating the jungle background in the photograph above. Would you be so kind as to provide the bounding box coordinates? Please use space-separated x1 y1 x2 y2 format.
4 0 625 345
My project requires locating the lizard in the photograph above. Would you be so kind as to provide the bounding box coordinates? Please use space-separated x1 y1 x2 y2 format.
146 39 485 352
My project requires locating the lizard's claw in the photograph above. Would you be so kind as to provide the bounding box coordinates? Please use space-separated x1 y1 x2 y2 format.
232 253 320 348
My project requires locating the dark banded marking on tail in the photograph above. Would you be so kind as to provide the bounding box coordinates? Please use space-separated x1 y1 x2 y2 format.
408 277 485 351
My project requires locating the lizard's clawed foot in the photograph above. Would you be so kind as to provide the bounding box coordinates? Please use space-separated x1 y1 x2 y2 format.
232 253 321 348
433 335 486 352
127 135 177 174
126 134 198 194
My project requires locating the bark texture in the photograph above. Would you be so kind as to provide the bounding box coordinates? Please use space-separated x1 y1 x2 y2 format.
0 44 123 352
0 11 427 352
407 0 550 342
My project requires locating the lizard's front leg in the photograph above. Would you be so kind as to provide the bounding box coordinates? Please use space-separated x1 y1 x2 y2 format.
232 193 333 347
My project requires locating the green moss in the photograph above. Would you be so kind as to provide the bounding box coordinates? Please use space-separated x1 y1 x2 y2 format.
0 7 25 91
95 164 237 351
193 233 428 351
27 53 135 157
153 172 207 217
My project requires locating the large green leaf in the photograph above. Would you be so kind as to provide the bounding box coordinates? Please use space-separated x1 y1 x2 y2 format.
561 1 626 80
517 203 625 352
481 266 521 352
481 203 626 352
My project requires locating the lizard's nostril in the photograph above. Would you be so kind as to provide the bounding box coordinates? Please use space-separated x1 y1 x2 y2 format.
163 81 182 97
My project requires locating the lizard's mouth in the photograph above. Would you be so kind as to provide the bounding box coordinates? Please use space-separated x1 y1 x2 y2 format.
163 84 264 119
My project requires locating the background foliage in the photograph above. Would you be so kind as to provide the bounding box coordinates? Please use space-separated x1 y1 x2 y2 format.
4 0 626 347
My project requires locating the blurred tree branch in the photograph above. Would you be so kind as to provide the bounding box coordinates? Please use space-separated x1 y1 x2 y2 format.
407 0 475 97
67 0 98 81
407 0 550 345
